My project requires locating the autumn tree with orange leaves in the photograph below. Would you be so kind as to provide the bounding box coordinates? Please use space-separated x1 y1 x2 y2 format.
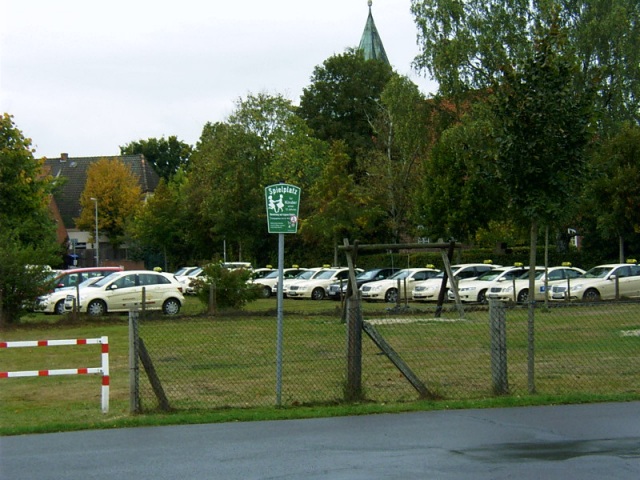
75 158 142 254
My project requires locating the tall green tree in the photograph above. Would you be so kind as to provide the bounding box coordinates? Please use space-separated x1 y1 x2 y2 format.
363 74 433 242
581 123 640 261
120 136 193 180
298 49 393 171
129 170 194 269
417 103 504 242
411 0 639 129
302 142 384 264
0 113 60 324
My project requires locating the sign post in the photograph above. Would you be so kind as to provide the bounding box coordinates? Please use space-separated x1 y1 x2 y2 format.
265 183 300 406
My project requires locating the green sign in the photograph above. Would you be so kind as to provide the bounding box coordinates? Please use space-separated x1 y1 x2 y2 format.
265 183 301 234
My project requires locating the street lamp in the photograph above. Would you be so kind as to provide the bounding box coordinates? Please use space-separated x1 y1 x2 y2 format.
90 197 99 267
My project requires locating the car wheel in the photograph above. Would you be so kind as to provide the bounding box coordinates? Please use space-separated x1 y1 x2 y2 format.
163 298 181 315
262 286 272 298
54 300 66 315
87 299 107 316
311 287 325 301
583 288 601 302
385 288 398 303
517 289 528 304
477 289 488 304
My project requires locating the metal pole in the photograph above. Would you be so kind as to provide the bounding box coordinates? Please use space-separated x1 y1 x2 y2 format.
91 197 99 267
275 233 284 406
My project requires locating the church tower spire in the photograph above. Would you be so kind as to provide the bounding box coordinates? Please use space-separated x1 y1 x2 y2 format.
358 1 390 65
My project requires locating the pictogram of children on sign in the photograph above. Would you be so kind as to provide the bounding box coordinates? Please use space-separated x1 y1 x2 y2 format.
268 194 285 213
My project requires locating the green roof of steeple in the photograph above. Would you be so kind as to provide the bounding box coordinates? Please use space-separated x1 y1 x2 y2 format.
358 1 390 65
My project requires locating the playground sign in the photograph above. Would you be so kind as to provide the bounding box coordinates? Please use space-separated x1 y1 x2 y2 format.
264 183 301 234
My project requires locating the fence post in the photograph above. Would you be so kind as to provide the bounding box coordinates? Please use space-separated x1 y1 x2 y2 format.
489 300 509 395
343 238 363 401
129 308 140 413
209 282 217 315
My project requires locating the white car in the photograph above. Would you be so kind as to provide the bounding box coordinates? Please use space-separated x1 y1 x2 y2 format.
35 275 105 315
452 266 532 303
253 267 308 298
64 270 185 316
361 267 441 303
487 266 586 303
278 268 324 297
287 267 359 300
412 263 498 302
550 263 640 302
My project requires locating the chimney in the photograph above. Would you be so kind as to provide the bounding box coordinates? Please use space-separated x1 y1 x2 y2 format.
60 153 68 162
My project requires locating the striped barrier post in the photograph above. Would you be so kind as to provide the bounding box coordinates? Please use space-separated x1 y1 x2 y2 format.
0 336 110 413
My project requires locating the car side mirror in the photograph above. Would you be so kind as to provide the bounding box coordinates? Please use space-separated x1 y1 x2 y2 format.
109 284 119 290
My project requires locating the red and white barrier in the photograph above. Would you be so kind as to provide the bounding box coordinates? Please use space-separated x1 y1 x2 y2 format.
0 336 109 413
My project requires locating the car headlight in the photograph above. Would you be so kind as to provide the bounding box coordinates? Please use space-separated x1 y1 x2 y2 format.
298 285 309 292
503 286 513 293
371 285 384 292
570 284 585 291
459 286 476 292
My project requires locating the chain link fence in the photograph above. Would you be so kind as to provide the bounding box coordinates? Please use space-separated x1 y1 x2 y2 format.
133 300 640 412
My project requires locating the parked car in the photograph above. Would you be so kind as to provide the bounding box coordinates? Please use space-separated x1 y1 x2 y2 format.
174 266 200 277
451 265 532 303
287 267 362 300
34 276 104 315
361 267 441 303
278 268 324 297
49 266 123 291
64 270 185 316
327 267 401 300
550 263 640 302
253 267 308 298
412 263 498 302
488 265 586 303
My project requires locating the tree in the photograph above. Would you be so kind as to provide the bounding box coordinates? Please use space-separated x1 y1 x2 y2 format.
581 123 640 261
363 74 433 242
411 0 639 129
298 49 393 171
120 136 193 180
128 171 194 269
417 103 505 242
301 142 384 264
75 158 143 254
0 113 60 324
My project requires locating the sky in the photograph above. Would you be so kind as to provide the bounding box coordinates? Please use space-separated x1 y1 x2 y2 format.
1 0 438 159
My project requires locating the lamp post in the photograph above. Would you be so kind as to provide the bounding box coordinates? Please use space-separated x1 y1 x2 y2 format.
90 197 99 267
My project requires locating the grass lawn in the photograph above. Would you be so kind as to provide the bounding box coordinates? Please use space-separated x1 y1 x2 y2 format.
1 296 639 435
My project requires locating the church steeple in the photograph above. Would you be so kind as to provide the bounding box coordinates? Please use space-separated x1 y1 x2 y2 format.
358 1 390 65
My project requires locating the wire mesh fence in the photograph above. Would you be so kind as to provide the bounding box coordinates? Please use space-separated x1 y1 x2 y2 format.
135 299 640 412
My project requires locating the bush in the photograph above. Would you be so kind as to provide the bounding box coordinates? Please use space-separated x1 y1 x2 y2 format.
193 263 261 310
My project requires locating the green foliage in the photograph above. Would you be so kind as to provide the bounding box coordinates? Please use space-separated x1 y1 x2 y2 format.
120 136 193 180
411 0 640 128
490 20 593 227
0 113 59 324
298 49 393 169
128 171 195 268
193 264 261 310
580 122 640 259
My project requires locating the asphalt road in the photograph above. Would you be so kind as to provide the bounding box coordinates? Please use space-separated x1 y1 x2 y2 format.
2 402 639 479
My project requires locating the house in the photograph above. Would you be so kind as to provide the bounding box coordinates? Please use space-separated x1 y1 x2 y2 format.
43 153 160 268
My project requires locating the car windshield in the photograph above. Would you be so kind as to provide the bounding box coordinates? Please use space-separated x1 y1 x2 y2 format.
263 270 281 279
476 270 508 281
517 270 546 280
93 272 122 288
175 267 195 276
314 270 338 280
295 270 317 280
583 267 613 279
357 270 383 281
389 270 414 280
